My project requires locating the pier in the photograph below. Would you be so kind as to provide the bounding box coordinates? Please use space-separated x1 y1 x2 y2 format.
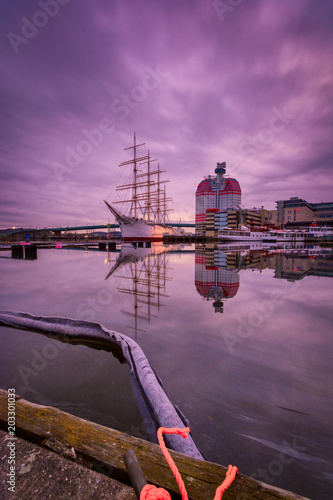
0 389 308 499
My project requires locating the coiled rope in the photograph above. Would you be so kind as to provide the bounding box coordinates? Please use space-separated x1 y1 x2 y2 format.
140 427 238 500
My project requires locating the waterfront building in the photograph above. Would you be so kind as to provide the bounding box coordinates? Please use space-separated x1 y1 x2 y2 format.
270 197 333 227
196 169 333 233
311 202 333 224
267 209 279 227
195 162 241 235
227 207 269 229
277 197 314 225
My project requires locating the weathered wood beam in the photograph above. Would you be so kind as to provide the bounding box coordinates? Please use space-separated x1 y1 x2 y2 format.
0 390 308 500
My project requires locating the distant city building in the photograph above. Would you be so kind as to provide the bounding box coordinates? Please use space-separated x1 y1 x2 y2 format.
306 202 333 224
270 197 333 227
227 207 269 229
267 209 279 227
196 167 333 234
195 162 241 235
277 197 314 225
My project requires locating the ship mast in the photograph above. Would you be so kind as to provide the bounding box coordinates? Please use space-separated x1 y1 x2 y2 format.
115 133 171 225
161 185 173 224
134 133 137 218
157 164 161 224
118 132 148 218
147 151 151 223
138 151 159 223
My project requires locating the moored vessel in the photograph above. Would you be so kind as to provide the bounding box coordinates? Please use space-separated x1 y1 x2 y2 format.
275 224 333 242
218 226 277 242
104 134 180 242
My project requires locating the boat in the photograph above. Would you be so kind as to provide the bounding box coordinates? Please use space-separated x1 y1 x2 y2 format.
218 226 277 242
104 134 181 242
275 223 333 242
219 223 333 243
275 229 305 242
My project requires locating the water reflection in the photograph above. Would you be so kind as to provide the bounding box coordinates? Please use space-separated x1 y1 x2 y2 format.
105 242 174 339
0 241 332 498
195 245 239 313
195 242 333 312
105 242 332 324
268 246 333 280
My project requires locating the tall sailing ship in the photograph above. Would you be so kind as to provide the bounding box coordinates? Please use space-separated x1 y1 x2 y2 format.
104 134 180 242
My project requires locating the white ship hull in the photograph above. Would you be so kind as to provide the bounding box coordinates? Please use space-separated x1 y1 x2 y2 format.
276 232 305 242
219 226 333 243
276 226 333 241
219 229 276 242
119 217 177 242
104 201 179 241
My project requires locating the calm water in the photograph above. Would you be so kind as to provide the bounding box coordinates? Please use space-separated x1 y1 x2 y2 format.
0 243 332 499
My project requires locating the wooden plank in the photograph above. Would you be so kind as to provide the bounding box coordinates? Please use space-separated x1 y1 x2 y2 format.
0 390 308 500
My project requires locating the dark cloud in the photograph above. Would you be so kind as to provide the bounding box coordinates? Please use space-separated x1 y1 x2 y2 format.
0 0 332 226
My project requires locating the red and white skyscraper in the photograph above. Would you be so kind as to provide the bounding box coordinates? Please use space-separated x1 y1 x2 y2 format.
195 162 241 234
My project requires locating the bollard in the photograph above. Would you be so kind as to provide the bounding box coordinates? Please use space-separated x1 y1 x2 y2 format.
123 449 147 499
25 244 37 260
12 245 24 259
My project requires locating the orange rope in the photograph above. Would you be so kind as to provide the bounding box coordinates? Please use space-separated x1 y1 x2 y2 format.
157 427 190 500
140 427 238 500
213 464 239 500
140 484 171 499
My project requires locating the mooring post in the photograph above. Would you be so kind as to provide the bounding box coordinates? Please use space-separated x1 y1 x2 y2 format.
11 245 24 259
25 244 37 260
124 449 147 499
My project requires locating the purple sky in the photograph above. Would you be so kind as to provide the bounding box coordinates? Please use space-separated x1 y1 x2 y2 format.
1 0 332 228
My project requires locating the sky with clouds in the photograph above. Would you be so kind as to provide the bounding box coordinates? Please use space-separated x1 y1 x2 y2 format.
1 0 332 228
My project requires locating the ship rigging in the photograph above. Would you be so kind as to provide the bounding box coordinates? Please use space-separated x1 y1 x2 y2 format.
104 133 180 241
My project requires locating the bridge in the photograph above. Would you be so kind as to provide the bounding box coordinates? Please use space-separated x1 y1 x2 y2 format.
1 222 195 235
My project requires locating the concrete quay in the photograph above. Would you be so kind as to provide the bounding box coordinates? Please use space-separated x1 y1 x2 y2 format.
0 429 136 500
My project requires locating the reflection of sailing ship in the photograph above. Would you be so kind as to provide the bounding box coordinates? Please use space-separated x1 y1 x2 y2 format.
195 246 239 313
105 243 172 338
104 134 181 242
